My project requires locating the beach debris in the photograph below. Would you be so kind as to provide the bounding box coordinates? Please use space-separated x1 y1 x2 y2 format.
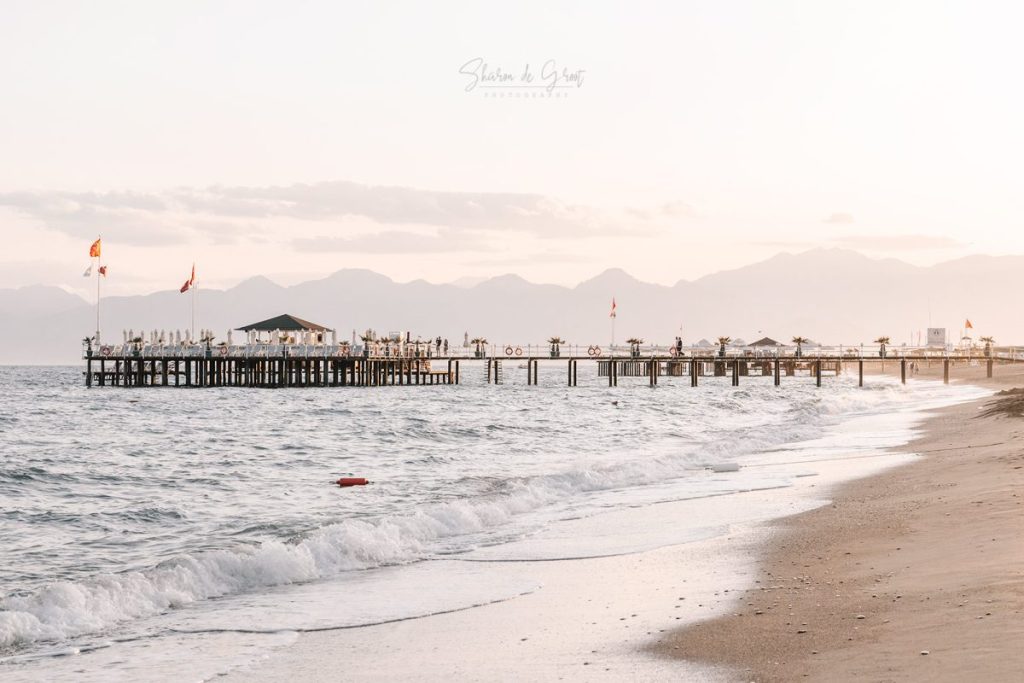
920 650 930 656
336 477 370 487
856 614 866 620
797 629 808 634
708 462 741 473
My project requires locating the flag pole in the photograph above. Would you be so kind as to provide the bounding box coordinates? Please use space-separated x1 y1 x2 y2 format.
95 235 101 344
191 270 196 341
610 296 616 352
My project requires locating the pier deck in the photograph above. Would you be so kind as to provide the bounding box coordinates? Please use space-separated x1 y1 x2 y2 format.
82 353 1014 389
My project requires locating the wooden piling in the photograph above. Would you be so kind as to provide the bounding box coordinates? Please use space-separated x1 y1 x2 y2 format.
943 359 949 384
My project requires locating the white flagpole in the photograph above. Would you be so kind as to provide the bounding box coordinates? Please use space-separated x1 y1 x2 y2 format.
95 236 101 343
610 298 616 352
191 275 197 341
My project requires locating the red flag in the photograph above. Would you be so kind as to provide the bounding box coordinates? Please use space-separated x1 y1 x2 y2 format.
89 238 101 258
609 297 617 318
98 265 107 277
180 264 195 293
965 319 973 329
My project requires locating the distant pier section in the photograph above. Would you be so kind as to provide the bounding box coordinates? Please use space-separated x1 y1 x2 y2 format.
82 314 1021 389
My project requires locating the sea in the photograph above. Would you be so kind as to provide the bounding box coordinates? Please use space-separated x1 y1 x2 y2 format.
0 363 988 680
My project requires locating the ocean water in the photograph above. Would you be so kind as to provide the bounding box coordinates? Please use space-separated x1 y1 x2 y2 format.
0 363 988 680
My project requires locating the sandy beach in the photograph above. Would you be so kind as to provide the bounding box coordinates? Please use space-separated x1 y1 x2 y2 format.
654 363 1024 681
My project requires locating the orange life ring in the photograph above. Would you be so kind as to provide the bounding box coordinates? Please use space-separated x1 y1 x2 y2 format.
515 347 523 356
592 346 602 357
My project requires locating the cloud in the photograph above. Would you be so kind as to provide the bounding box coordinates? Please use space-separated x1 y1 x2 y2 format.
0 191 181 245
171 181 637 239
292 229 486 254
1 181 664 249
823 212 854 224
830 234 965 251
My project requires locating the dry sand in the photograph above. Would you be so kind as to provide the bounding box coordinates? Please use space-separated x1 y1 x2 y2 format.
652 363 1024 681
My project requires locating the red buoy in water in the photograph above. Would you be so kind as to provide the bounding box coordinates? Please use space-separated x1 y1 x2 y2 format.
337 477 369 487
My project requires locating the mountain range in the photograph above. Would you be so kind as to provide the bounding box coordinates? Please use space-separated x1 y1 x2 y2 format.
2 249 1019 365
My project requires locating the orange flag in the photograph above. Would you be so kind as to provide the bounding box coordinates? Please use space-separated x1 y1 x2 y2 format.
965 319 973 329
89 238 102 258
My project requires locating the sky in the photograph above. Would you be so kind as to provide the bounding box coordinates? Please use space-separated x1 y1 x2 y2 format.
2 0 1023 297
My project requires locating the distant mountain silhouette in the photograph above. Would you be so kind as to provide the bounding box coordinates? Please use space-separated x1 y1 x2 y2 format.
2 248 1019 364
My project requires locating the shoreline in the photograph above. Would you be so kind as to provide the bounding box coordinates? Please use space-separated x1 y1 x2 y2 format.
652 365 1024 681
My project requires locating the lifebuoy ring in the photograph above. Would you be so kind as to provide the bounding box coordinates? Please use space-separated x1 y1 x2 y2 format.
100 345 112 357
592 346 602 357
219 346 229 357
587 346 596 356
515 347 523 356
505 346 514 356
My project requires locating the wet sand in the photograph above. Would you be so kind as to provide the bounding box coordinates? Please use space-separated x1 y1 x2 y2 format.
653 364 1024 681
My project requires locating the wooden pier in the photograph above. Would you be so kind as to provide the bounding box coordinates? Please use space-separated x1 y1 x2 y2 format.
82 352 1011 389
83 355 459 388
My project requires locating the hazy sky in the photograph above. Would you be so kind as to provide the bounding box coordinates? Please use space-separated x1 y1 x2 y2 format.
2 1 1022 297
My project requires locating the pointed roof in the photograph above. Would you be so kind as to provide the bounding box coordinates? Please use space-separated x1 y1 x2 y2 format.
749 336 782 347
236 314 328 332
694 338 714 347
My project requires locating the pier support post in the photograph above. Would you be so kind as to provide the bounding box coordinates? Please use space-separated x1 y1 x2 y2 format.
987 358 993 378
456 360 460 385
86 356 93 387
732 359 739 386
816 359 822 387
690 359 698 387
900 358 907 384
858 359 864 387
774 358 780 386
488 358 493 384
943 359 949 384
